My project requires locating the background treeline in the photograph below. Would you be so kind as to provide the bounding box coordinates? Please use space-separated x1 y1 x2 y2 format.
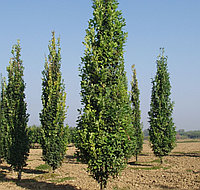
176 129 200 139
143 129 200 140
28 126 200 148
28 125 72 147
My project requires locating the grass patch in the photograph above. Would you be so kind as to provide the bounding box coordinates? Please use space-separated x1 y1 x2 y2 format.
35 164 51 171
50 176 76 183
192 151 200 153
141 159 168 165
35 173 59 180
149 159 161 163
186 169 193 172
27 159 34 162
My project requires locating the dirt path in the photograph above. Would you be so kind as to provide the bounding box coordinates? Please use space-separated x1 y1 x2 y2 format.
0 140 199 190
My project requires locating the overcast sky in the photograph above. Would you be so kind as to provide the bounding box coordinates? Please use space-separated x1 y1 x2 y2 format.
0 0 199 131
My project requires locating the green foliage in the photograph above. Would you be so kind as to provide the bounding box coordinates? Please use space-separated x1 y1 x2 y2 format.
177 129 200 139
130 65 143 161
68 127 76 144
0 77 12 163
148 48 176 164
0 77 7 161
40 31 68 171
0 80 2 161
75 0 133 189
27 125 42 145
5 40 30 180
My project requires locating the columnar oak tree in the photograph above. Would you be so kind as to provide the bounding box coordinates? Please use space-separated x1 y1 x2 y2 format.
148 48 176 164
0 77 3 161
75 0 134 189
5 41 29 180
40 32 68 172
130 65 143 162
0 77 7 163
0 77 4 162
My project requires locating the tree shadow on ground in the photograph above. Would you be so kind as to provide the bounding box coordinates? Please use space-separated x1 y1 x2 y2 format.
0 174 79 190
170 152 200 158
17 178 79 190
128 161 152 167
23 168 47 174
0 171 6 179
139 153 150 156
0 165 11 171
0 165 46 175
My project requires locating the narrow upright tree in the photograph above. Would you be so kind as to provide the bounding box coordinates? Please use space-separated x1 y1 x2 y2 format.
0 77 9 163
75 0 134 189
5 40 29 180
0 78 8 162
0 77 5 162
40 32 68 172
148 48 176 164
0 77 3 162
130 65 143 162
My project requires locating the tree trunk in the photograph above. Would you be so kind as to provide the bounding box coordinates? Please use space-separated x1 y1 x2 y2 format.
18 169 22 181
136 154 138 162
9 166 14 172
100 182 104 190
160 157 163 164
100 180 106 190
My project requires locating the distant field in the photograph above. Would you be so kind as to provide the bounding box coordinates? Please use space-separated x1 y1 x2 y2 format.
0 140 200 190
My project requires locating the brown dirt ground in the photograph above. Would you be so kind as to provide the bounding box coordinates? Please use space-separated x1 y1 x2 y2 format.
0 139 199 190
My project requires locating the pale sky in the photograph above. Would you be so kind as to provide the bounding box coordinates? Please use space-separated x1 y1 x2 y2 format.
0 0 199 131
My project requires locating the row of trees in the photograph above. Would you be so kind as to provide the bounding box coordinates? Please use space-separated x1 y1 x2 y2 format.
28 125 73 146
32 125 200 148
75 0 176 189
0 32 68 179
0 0 176 189
176 129 200 139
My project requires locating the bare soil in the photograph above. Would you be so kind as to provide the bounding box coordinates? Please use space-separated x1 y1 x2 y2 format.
0 139 199 190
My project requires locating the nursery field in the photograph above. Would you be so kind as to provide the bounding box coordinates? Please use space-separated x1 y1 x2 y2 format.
0 139 199 190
